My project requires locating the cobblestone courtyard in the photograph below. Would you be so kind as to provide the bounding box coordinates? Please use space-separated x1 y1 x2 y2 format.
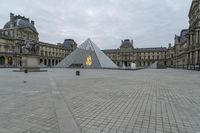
0 68 200 133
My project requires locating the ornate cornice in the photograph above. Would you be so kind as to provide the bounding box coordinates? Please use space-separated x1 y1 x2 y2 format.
188 0 198 17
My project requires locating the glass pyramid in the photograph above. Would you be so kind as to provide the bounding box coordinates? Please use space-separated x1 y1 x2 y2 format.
56 38 117 68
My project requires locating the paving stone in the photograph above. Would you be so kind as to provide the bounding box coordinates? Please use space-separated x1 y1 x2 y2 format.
0 68 200 133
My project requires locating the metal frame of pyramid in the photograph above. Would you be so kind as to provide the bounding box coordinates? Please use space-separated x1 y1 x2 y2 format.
56 38 117 69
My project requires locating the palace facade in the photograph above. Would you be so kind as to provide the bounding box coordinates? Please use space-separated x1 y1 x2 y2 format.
38 39 77 66
103 40 167 68
167 0 200 70
0 0 199 70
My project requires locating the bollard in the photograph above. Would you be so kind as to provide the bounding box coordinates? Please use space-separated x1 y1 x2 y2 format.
76 70 80 76
24 69 28 73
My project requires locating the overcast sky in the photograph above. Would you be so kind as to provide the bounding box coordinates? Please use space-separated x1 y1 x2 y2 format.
0 0 192 49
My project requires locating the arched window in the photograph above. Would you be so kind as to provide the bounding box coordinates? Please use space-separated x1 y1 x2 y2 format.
40 59 43 63
44 59 47 65
0 56 5 65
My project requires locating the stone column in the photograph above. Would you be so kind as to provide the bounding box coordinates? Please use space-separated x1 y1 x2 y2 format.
195 51 198 69
196 31 198 44
190 52 192 69
50 59 52 66
187 53 190 69
187 35 190 47
186 54 189 69
13 56 16 67
192 51 195 70
190 34 193 46
198 50 200 69
5 56 8 66
198 30 200 45
193 33 195 46
190 52 193 69
18 56 20 67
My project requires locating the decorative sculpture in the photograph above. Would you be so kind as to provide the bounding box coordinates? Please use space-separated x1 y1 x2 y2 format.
22 40 39 55
13 39 47 72
85 56 92 66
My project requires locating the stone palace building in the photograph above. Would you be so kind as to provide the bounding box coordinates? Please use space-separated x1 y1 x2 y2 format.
103 0 200 70
168 0 200 70
0 0 199 70
0 13 77 67
103 39 167 68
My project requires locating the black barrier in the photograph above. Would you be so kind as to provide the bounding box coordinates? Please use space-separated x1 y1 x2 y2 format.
76 71 80 76
24 69 28 73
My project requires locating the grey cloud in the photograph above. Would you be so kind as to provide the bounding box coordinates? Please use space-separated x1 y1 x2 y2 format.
0 0 192 49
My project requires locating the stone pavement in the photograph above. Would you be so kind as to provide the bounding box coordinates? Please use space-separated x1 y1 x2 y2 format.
0 68 200 133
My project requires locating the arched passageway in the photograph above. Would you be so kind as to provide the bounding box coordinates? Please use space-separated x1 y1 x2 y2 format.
44 59 47 65
0 56 5 65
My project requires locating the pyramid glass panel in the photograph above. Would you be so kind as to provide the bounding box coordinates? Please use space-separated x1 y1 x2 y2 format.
56 38 117 68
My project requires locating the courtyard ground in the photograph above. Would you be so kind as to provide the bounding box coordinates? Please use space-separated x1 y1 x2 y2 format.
0 68 199 133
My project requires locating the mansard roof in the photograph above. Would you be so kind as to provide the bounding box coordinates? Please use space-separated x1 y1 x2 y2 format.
175 29 188 44
135 47 167 52
3 13 37 33
103 47 167 53
102 49 118 53
4 19 37 33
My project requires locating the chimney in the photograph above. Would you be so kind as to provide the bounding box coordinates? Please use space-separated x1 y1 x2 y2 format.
10 13 15 28
175 35 179 44
10 13 14 21
31 20 35 25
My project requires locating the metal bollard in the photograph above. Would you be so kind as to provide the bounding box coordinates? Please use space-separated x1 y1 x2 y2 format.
76 70 80 76
24 69 28 73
